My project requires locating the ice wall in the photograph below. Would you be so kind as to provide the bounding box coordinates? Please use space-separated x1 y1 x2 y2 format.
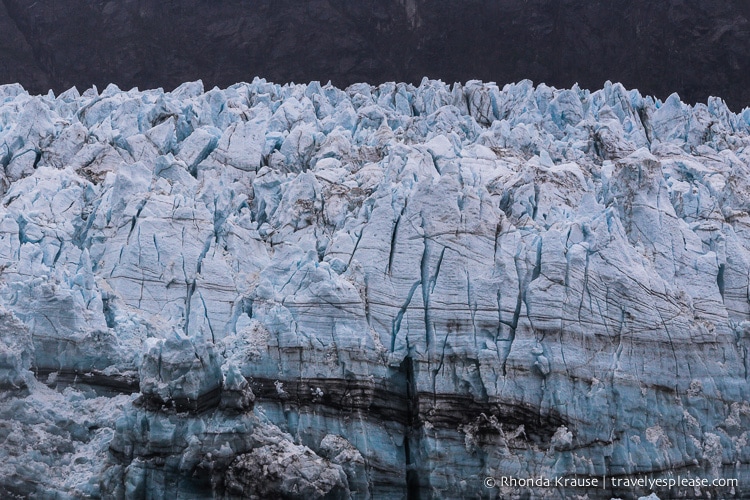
1 78 750 498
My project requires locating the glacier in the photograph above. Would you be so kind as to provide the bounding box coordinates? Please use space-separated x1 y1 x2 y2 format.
1 77 750 499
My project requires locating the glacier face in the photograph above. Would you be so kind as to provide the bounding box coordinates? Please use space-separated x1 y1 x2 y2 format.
0 78 750 498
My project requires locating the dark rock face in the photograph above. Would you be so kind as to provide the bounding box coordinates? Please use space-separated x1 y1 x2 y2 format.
1 0 749 109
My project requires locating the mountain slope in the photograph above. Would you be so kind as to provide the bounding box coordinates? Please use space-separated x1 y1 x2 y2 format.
1 0 750 109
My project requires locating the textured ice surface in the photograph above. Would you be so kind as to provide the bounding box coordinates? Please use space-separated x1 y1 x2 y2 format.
1 78 750 498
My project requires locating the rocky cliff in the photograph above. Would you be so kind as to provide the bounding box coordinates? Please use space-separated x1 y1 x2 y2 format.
1 0 750 109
